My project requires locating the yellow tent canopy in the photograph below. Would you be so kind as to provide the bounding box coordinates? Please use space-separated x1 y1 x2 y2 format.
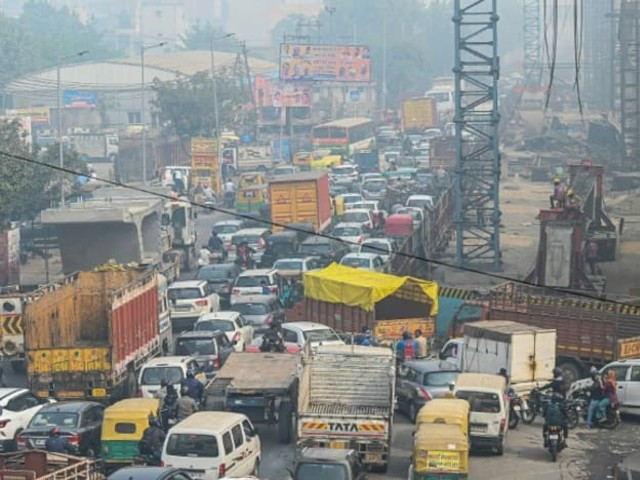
303 263 439 314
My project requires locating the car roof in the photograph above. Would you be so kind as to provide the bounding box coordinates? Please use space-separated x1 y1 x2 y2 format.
606 359 640 366
198 263 236 271
275 257 314 262
214 220 244 226
198 311 240 321
238 268 276 276
343 208 371 214
362 238 393 244
40 401 101 412
335 222 364 228
301 236 331 244
142 356 194 367
342 252 380 259
407 194 434 199
268 231 298 239
231 296 276 306
404 359 459 373
108 467 184 480
285 321 333 331
176 331 221 339
169 280 205 289
171 411 247 432
234 228 269 235
298 447 356 462
0 388 23 401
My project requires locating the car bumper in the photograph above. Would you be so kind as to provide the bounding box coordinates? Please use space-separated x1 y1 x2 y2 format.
469 434 503 450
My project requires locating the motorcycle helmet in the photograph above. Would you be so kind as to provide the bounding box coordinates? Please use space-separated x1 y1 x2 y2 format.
270 319 282 330
186 368 195 379
589 366 599 377
148 415 159 427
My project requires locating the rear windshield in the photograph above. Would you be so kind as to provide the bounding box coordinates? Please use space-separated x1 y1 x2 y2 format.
424 371 460 387
235 275 271 287
197 267 232 281
230 303 269 315
342 212 368 223
303 328 339 343
341 257 370 268
233 235 260 245
168 288 202 300
212 224 240 234
295 463 348 480
332 166 356 175
299 243 331 254
175 338 216 356
166 433 218 458
30 412 79 429
141 366 184 385
274 260 303 270
363 181 385 191
456 390 501 413
342 195 362 204
333 227 361 237
196 320 234 332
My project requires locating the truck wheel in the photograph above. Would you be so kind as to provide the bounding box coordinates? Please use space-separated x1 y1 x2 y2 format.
559 362 581 388
10 360 25 374
278 401 292 444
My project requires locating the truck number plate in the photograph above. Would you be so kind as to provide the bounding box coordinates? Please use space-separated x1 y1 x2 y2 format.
365 453 382 462
92 388 107 397
329 442 347 449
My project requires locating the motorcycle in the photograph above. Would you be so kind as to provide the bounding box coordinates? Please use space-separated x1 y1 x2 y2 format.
521 389 580 429
570 387 620 429
545 424 566 462
508 388 528 429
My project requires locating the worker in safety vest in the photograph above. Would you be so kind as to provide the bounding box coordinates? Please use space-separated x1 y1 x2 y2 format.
550 177 566 209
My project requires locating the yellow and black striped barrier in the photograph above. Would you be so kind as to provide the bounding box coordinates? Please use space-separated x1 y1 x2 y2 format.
0 315 23 335
439 287 481 301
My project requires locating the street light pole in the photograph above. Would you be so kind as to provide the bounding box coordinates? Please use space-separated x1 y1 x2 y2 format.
57 50 88 208
382 17 387 112
141 42 167 185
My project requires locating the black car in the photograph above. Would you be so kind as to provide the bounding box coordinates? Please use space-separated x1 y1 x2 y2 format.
173 330 235 379
18 401 104 456
298 236 349 267
196 263 240 307
396 360 460 422
259 231 300 268
109 467 194 480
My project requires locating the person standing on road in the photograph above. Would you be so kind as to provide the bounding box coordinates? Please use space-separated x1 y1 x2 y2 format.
414 329 428 359
597 370 618 423
45 427 74 454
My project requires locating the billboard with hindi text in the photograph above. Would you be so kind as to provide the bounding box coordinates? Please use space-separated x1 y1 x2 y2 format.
279 43 371 83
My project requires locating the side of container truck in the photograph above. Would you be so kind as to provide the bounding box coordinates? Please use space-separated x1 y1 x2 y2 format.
402 97 438 133
269 172 332 232
297 345 395 472
25 270 161 401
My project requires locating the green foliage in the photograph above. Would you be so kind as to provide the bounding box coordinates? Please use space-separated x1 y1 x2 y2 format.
0 0 119 87
0 120 87 226
181 22 237 53
152 70 251 138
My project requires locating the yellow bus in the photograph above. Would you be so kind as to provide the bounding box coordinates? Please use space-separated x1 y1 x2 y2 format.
311 117 375 158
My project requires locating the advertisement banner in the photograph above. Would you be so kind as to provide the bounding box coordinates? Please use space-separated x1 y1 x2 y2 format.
6 107 49 123
190 137 218 155
272 82 312 108
280 43 371 82
63 90 97 108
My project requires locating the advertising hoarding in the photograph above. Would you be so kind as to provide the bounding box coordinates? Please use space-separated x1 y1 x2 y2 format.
279 43 371 83
63 90 97 108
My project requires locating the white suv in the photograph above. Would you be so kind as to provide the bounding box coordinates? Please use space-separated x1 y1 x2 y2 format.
0 389 53 451
138 356 204 398
168 280 221 333
231 269 280 304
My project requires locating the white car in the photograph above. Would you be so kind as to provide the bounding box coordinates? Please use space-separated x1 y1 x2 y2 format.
138 356 205 398
406 194 435 210
340 252 386 272
0 389 53 451
336 193 363 208
212 220 245 253
340 208 374 230
360 172 384 185
248 321 345 352
330 164 359 185
273 257 319 275
359 238 396 262
195 311 254 352
332 222 368 250
231 269 280 304
168 280 221 333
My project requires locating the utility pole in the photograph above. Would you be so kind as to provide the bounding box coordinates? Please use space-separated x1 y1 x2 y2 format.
382 17 387 112
141 42 167 185
211 33 235 183
57 49 88 208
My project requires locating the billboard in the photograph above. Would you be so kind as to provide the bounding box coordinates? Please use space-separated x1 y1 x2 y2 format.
279 43 371 83
63 90 97 108
272 82 311 107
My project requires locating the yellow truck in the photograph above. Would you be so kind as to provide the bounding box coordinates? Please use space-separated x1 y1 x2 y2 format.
402 97 438 133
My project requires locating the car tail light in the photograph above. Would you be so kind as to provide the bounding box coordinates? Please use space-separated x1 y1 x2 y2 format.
137 388 143 397
67 434 80 446
269 286 278 293
416 387 432 401
0 419 11 429
160 460 165 467
264 314 273 325
232 288 240 295
232 332 241 343
195 299 209 307
213 355 221 369
499 418 506 432
219 463 226 477
16 435 26 448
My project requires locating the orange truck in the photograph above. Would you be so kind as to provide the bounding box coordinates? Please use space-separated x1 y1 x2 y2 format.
402 97 438 133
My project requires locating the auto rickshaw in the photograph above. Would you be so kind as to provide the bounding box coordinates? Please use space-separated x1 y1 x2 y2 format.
101 398 160 469
238 172 265 188
259 231 299 268
310 154 342 171
416 398 470 437
236 184 268 213
293 151 313 171
409 423 469 480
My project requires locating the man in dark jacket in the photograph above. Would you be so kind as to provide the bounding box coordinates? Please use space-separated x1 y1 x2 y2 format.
45 427 74 454
140 416 166 462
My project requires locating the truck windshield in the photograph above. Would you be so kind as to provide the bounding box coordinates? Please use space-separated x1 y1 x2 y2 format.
455 390 501 413
175 338 216 356
166 433 218 458
141 366 183 385
295 463 348 480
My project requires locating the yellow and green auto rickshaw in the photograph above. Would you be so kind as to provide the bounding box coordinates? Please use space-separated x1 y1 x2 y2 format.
416 398 470 438
410 423 469 480
101 398 160 468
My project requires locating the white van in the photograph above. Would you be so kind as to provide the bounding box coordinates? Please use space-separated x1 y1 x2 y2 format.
453 372 508 455
161 412 261 479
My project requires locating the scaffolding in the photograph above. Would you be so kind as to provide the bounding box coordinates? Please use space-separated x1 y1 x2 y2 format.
523 0 541 84
453 0 501 269
618 0 640 169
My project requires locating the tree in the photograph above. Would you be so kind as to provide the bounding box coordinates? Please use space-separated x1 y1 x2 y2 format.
0 120 87 226
181 23 237 53
152 70 251 139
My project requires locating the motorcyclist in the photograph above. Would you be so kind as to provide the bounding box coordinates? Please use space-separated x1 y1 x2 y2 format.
139 416 166 464
539 367 566 398
235 241 255 269
180 369 204 402
260 320 285 352
45 427 74 454
176 386 199 421
198 245 212 268
543 393 568 448
207 231 227 261
160 384 178 430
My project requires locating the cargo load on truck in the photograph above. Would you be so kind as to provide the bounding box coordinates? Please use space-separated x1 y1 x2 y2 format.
204 352 301 444
440 321 556 393
0 450 104 480
269 172 332 233
402 97 438 133
297 345 395 471
25 270 161 401
302 264 438 342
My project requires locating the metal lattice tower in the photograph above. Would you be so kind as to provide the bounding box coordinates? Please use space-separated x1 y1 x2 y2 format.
453 0 501 269
618 0 640 169
523 0 541 84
